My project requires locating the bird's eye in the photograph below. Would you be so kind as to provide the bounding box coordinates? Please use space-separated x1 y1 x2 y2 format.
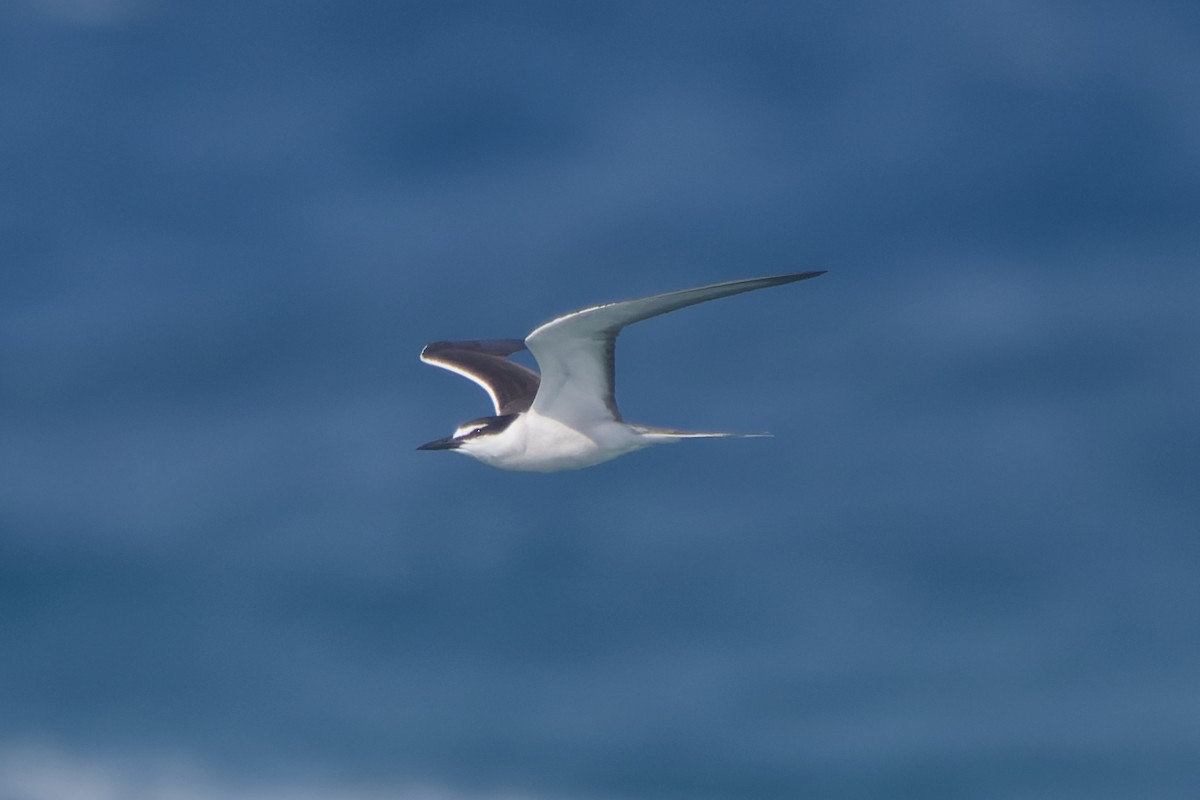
454 422 488 438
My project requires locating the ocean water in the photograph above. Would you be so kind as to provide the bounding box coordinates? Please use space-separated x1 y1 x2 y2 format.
2 2 1198 798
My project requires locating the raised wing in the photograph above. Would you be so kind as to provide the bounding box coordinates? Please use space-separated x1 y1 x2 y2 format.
419 339 541 415
524 271 824 426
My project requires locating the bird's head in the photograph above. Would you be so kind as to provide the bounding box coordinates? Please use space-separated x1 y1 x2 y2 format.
417 413 520 455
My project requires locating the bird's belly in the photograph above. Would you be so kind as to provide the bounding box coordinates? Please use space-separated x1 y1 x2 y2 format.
480 413 645 472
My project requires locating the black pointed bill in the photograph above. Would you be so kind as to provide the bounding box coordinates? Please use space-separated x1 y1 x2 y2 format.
417 435 461 451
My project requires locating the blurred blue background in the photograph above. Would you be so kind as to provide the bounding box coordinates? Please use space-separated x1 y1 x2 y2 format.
2 1 1198 798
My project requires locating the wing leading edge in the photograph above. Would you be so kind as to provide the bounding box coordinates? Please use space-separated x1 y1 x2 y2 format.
419 339 540 415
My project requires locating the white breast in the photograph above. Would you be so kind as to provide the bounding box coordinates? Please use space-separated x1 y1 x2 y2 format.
462 411 650 472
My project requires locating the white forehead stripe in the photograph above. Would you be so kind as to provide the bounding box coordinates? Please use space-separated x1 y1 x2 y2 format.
453 421 489 438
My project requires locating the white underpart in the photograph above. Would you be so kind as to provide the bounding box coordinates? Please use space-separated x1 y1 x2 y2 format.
454 410 650 472
452 412 762 472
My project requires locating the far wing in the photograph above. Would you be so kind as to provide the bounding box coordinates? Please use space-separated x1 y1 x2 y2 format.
419 339 541 415
524 271 824 426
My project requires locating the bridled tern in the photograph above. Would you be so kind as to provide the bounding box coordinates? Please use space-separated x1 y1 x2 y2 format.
417 271 825 472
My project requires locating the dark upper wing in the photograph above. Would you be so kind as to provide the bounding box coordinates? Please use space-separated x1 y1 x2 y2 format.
419 339 541 414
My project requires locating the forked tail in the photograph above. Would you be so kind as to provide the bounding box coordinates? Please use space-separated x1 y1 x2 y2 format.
631 424 773 442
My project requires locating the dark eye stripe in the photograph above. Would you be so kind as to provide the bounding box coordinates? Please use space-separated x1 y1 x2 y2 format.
455 423 487 438
455 414 519 439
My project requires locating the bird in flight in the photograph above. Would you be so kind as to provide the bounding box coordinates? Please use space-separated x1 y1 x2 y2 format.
417 271 825 471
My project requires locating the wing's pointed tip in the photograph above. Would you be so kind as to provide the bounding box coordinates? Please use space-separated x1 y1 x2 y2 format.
782 269 826 282
418 341 448 362
420 339 529 358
